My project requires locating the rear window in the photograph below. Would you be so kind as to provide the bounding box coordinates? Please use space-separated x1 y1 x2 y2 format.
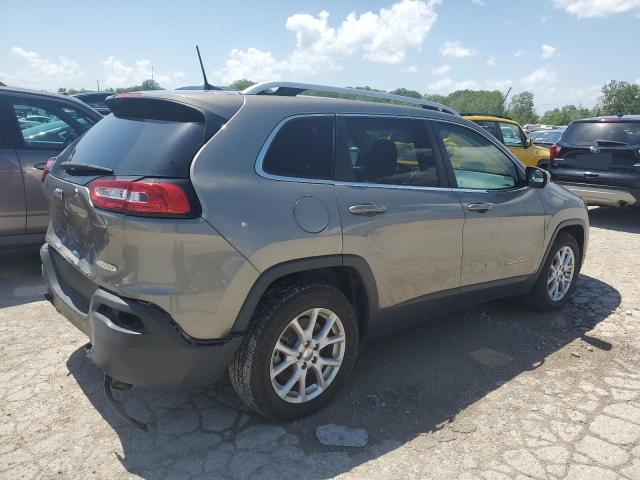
563 121 640 146
54 101 214 178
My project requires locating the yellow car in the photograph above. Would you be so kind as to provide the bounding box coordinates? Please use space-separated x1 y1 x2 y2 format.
463 114 550 168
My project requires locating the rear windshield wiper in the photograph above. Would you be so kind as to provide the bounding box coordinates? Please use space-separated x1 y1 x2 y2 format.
593 139 628 146
60 162 114 174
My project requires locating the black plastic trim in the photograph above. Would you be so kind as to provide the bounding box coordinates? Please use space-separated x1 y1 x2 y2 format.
230 254 381 335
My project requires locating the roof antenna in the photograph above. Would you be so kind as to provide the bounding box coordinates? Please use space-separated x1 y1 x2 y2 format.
196 45 221 90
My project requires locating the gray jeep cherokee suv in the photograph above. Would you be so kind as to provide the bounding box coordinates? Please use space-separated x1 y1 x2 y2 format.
41 82 589 420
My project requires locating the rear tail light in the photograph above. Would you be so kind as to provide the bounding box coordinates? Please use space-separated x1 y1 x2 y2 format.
41 157 55 182
89 178 191 215
549 144 561 160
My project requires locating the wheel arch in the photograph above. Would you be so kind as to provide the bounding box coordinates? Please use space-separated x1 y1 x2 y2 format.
230 255 380 340
537 219 587 280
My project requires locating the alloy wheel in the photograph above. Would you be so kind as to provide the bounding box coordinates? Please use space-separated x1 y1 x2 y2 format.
547 246 575 301
270 308 346 404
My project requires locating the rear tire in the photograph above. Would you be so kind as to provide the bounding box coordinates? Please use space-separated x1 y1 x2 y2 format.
523 232 580 311
229 281 359 421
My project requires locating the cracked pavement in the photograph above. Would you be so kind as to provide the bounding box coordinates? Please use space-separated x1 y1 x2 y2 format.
1 207 639 480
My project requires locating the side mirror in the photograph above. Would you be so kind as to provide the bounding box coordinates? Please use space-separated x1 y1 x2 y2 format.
526 166 549 189
524 137 532 148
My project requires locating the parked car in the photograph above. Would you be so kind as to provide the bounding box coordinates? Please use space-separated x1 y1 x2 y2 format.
24 114 52 124
0 86 102 247
464 114 551 168
549 115 640 207
73 92 113 115
530 129 565 148
41 82 588 421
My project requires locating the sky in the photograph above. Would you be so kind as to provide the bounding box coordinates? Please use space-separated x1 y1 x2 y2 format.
1 0 639 112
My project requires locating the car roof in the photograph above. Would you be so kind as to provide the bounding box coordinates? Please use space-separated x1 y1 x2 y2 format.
121 89 469 125
0 85 101 113
463 114 519 125
574 115 640 123
73 91 113 98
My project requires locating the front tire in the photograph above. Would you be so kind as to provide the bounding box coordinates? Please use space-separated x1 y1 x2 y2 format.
524 232 580 311
229 281 359 421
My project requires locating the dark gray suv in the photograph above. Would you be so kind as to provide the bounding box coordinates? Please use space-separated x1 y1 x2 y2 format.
41 82 589 420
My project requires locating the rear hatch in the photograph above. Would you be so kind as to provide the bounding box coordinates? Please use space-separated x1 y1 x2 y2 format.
44 92 241 281
550 119 640 188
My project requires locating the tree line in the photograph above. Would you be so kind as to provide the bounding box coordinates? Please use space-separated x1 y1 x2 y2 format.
58 78 640 127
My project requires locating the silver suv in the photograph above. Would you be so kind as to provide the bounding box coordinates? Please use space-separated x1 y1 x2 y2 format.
41 82 589 421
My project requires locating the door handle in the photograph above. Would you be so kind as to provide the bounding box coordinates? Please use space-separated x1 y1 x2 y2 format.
584 171 599 178
467 203 492 213
348 203 387 216
34 162 46 171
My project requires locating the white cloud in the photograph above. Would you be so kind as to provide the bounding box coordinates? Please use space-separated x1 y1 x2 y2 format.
102 56 185 88
215 48 283 84
404 65 418 73
521 66 557 90
217 1 441 82
428 76 477 94
439 41 476 58
472 0 485 5
431 64 450 76
486 78 512 90
541 44 557 59
514 50 524 58
486 56 497 67
428 77 453 91
553 0 640 18
7 47 84 87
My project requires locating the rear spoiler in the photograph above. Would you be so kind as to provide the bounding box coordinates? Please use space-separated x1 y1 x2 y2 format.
106 94 235 140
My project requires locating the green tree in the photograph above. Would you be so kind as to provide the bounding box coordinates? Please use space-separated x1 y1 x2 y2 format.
539 105 594 125
600 80 640 115
444 90 506 115
140 79 162 90
508 91 538 125
115 79 163 93
228 79 256 90
389 88 422 99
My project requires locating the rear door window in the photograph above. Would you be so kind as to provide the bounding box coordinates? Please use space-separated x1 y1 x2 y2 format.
262 116 334 179
473 120 501 141
335 116 441 187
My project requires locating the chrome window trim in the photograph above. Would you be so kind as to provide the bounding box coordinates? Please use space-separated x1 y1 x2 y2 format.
255 113 457 193
254 113 527 195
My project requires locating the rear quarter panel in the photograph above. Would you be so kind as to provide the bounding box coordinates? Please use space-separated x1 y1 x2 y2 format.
190 99 342 272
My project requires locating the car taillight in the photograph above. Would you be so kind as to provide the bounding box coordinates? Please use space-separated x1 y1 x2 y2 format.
41 157 56 182
549 144 561 160
89 178 191 215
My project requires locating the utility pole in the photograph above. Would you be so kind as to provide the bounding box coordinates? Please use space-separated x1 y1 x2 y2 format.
96 80 100 92
151 65 154 82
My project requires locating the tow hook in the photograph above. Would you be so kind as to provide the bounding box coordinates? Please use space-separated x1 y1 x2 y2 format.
103 375 148 431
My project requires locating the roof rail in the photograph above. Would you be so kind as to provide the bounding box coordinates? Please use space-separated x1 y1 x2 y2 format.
242 81 459 115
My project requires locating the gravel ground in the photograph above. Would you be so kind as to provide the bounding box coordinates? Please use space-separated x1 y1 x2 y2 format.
1 206 639 480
